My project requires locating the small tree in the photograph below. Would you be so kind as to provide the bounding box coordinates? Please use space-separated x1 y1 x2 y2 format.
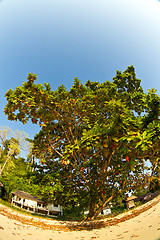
0 126 32 176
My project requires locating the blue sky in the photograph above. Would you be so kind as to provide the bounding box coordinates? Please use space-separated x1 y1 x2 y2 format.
0 0 160 139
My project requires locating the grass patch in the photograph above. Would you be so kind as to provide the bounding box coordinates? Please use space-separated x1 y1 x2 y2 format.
0 198 150 222
58 214 85 221
110 205 127 217
0 198 85 221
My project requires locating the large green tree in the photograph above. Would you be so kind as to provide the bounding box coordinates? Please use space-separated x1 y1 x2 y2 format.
4 66 159 219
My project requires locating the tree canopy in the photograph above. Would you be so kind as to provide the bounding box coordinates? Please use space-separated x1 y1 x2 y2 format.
4 66 160 219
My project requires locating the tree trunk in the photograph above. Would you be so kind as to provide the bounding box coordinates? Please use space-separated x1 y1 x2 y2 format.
86 195 114 220
86 202 99 220
0 155 10 177
86 203 105 220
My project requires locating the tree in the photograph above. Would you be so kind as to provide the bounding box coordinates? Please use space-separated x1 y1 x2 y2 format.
0 126 32 177
1 156 39 200
135 89 160 193
0 126 41 200
4 66 159 219
0 137 20 177
149 163 160 192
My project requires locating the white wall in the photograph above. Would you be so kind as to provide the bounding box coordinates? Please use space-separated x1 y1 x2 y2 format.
48 203 63 214
24 199 37 207
12 195 37 208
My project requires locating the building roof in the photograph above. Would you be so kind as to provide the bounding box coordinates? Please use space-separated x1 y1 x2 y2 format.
11 190 43 203
126 195 137 202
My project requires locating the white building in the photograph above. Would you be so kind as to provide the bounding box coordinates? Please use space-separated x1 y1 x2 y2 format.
11 190 63 216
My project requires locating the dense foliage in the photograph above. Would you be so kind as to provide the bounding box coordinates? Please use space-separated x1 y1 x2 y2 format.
0 127 41 200
4 66 160 219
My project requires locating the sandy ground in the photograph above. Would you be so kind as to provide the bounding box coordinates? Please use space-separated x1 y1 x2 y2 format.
0 197 160 240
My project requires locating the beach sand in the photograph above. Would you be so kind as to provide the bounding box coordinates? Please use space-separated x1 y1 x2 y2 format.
0 196 160 240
